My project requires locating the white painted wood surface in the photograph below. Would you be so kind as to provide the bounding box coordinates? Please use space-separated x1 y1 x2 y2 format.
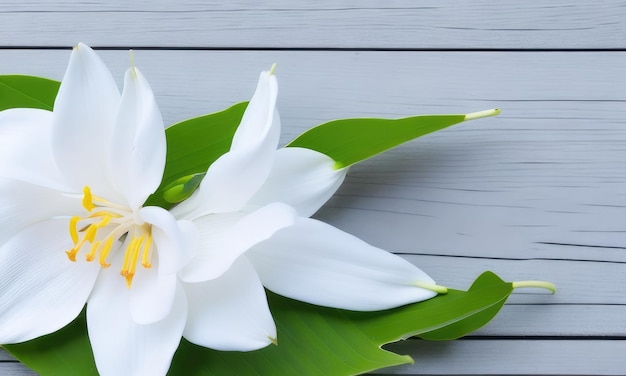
0 0 624 49
1 1 625 375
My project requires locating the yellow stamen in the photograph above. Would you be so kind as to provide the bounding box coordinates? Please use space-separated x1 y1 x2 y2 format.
69 216 80 244
121 235 144 289
121 237 138 276
99 236 115 268
82 186 94 211
84 224 98 243
88 210 123 219
141 235 153 268
66 234 91 262
67 186 156 288
86 240 101 262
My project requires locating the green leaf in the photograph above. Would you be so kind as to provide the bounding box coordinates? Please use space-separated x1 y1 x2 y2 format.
417 271 510 341
5 272 512 376
2 311 98 376
288 115 467 169
170 271 513 375
0 75 60 111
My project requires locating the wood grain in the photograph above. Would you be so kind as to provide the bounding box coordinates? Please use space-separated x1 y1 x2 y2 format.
0 7 624 374
0 1 624 49
376 339 626 375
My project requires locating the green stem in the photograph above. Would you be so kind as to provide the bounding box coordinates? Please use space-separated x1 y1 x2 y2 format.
414 281 448 294
512 280 556 294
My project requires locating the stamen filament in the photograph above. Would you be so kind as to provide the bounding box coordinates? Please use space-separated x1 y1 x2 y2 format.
99 236 115 268
91 196 130 211
88 210 124 219
86 226 98 242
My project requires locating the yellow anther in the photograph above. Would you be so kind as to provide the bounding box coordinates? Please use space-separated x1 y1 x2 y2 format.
121 238 136 275
124 273 135 289
65 226 96 262
128 240 142 282
121 236 144 289
82 186 95 211
67 186 156 289
69 216 80 244
99 236 115 268
65 248 78 262
86 240 101 262
141 235 153 268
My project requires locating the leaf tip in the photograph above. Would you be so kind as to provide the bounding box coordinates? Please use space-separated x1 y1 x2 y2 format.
512 280 557 294
464 108 501 121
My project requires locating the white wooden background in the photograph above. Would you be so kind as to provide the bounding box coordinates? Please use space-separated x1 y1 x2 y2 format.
1 1 625 375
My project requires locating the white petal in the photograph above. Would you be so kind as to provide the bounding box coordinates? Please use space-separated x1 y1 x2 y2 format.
247 218 438 311
110 67 166 210
183 256 276 351
247 147 348 217
179 202 297 283
190 71 280 215
87 268 187 376
0 178 83 246
0 219 100 344
130 266 178 325
139 206 196 276
52 43 121 199
0 108 68 190
231 71 279 152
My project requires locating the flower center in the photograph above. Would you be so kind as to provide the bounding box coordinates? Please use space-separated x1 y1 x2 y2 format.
65 186 153 289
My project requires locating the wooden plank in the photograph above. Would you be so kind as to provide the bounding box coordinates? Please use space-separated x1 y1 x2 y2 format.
0 360 35 376
375 339 626 375
0 1 624 49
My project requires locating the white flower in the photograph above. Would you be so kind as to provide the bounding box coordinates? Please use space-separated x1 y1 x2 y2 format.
0 44 195 375
170 66 443 351
0 44 443 376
